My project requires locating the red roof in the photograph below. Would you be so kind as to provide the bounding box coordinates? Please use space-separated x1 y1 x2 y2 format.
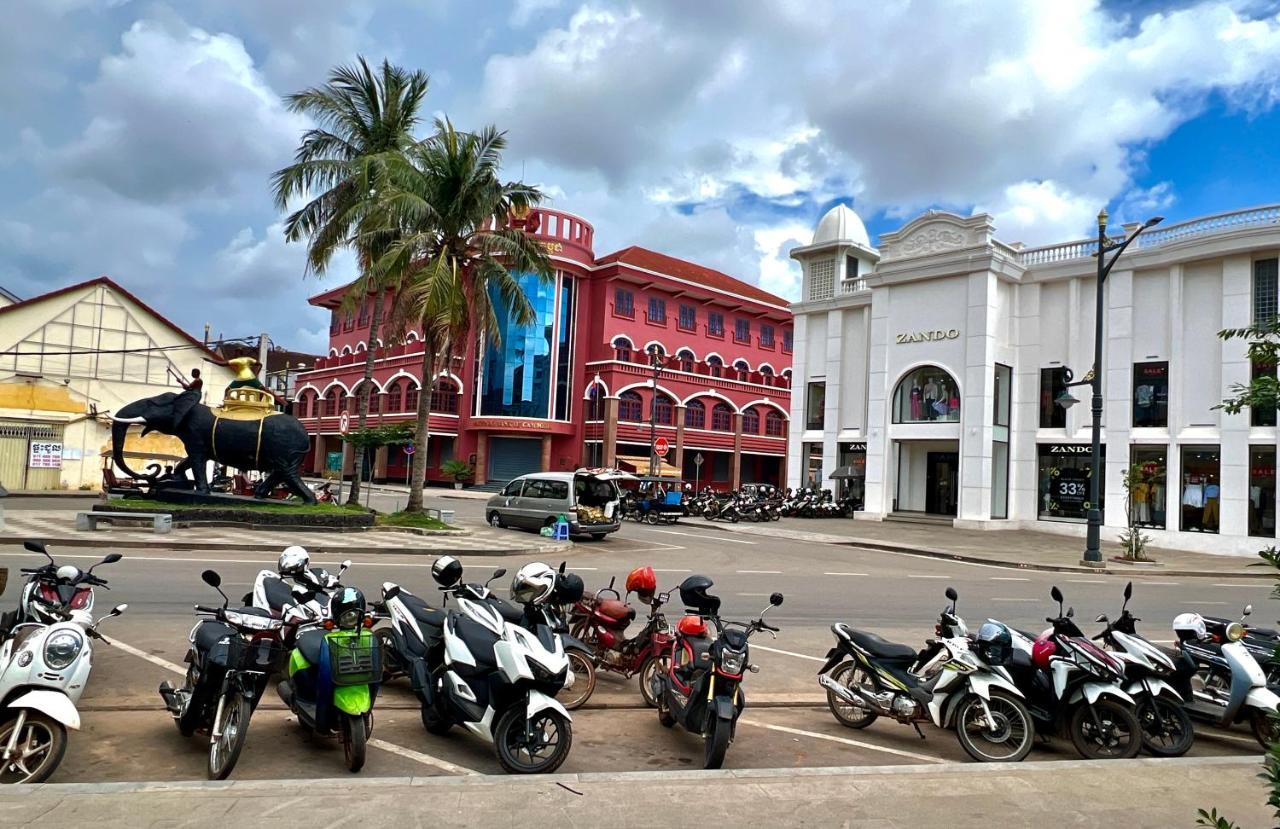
0 275 225 363
596 246 789 310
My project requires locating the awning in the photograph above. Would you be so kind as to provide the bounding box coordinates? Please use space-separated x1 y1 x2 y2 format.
615 455 683 479
829 466 861 479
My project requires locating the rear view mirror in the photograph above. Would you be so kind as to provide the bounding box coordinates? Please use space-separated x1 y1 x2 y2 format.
102 553 123 565
1067 607 1074 618
383 585 401 602
769 592 784 607
1050 586 1064 603
23 540 47 554
1123 581 1133 602
1244 604 1253 617
201 570 221 588
494 569 508 580
945 587 958 602
110 604 127 617
339 559 352 573
1095 614 1107 624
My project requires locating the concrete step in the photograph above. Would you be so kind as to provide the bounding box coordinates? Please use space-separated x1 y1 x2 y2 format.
886 511 953 526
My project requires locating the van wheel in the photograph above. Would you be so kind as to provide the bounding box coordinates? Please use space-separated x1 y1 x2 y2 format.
488 512 505 529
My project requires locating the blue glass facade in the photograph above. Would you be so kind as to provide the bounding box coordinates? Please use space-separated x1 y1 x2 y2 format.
480 271 558 418
554 276 575 420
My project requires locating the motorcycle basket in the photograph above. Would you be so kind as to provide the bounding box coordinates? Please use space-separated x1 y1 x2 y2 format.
326 633 381 686
210 634 283 673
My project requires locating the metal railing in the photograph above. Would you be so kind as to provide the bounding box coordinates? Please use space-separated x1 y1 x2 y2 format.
1018 204 1280 266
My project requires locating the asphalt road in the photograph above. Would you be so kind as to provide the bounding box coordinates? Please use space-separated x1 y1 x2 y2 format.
0 500 1272 782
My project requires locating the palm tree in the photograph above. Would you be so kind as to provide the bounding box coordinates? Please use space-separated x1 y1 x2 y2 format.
371 119 554 512
271 57 429 505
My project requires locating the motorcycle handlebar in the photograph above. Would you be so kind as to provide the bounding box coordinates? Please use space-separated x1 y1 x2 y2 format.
194 605 221 615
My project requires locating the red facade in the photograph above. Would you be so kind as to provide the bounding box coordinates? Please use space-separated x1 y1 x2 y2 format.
293 208 792 490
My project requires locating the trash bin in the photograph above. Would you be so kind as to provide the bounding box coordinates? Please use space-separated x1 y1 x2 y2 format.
440 509 455 526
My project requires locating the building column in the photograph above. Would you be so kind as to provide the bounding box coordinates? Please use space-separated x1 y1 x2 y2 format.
674 405 686 468
312 435 326 474
731 413 744 490
1221 255 1253 539
603 398 620 467
786 315 808 489
474 433 489 485
540 435 552 472
822 310 845 491
1103 269 1134 530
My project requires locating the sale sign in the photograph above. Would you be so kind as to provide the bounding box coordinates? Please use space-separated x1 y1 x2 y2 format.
29 441 63 469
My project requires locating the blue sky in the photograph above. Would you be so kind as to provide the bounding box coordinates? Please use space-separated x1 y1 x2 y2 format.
1 1 1278 354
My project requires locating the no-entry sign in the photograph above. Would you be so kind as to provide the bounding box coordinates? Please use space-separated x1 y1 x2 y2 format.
654 437 670 457
339 412 350 434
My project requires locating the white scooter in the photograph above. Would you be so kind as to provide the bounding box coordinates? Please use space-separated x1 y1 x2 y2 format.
0 541 126 783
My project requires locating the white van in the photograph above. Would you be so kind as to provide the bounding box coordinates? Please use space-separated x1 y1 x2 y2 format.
485 470 623 540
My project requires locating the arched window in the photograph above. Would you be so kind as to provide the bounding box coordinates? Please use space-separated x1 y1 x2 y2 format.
676 349 695 373
619 390 644 421
765 409 786 436
386 381 402 412
353 381 379 414
298 391 315 418
707 355 723 378
742 407 760 434
712 402 733 431
733 359 750 381
685 399 706 429
613 336 633 363
892 365 961 423
760 365 774 377
586 385 604 421
404 382 419 414
324 388 341 416
432 379 459 414
654 394 674 425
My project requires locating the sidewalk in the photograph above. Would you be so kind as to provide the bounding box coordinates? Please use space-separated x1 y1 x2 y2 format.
0 756 1266 828
303 477 494 501
697 517 1275 578
0 510 570 557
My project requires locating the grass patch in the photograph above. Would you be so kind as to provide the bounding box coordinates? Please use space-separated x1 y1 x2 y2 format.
114 498 369 515
376 510 454 531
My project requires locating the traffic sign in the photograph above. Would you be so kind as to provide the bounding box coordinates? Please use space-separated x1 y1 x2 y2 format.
339 412 350 434
654 437 670 457
404 444 416 456
694 452 704 467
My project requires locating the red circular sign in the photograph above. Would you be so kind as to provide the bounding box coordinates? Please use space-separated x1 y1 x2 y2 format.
654 437 669 457
339 412 350 434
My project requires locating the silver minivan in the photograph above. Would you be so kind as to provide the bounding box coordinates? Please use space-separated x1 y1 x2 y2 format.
486 471 623 540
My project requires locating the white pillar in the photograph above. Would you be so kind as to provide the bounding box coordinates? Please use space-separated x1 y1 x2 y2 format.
1103 269 1134 529
1220 255 1252 538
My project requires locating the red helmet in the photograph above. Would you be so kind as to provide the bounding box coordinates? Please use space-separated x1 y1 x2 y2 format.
1031 633 1057 672
677 614 708 637
625 566 657 599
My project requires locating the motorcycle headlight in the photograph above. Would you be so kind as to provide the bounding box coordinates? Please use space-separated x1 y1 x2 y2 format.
45 631 83 670
337 609 361 630
720 648 745 675
1226 623 1246 642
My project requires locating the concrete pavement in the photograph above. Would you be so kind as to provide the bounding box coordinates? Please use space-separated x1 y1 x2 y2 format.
0 757 1269 828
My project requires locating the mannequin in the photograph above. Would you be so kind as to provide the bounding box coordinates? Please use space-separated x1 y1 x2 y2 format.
910 381 923 420
923 377 939 421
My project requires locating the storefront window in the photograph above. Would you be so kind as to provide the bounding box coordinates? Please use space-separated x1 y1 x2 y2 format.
1180 445 1220 534
806 382 826 430
836 442 866 509
1251 446 1276 538
1251 358 1277 427
804 442 823 488
1133 362 1169 428
1037 444 1104 522
1039 367 1068 429
892 366 960 423
1130 446 1167 529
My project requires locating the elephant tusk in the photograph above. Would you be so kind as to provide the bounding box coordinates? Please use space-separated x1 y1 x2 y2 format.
110 416 148 424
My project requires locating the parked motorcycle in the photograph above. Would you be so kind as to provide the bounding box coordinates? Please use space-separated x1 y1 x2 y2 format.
819 587 1035 762
1170 605 1280 748
999 587 1143 759
159 570 285 779
569 566 674 707
1091 582 1194 756
276 585 382 772
248 546 350 648
654 576 783 769
0 541 126 783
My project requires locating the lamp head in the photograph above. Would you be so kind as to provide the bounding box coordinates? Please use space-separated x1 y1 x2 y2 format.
1055 390 1080 410
1143 216 1164 228
1097 208 1109 228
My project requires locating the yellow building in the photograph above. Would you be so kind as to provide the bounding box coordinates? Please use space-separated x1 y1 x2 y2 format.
0 277 235 490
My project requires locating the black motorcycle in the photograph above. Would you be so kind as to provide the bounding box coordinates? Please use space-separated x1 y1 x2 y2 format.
159 570 284 779
654 576 783 769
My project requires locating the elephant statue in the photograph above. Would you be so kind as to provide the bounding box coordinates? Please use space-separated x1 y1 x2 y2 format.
110 389 316 504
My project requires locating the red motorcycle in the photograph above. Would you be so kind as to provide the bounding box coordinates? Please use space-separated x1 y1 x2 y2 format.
568 567 674 707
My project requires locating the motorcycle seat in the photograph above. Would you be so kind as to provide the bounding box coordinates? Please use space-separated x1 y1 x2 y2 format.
296 628 327 667
400 591 447 629
452 614 501 662
841 626 917 661
261 577 294 612
194 620 237 654
235 605 273 618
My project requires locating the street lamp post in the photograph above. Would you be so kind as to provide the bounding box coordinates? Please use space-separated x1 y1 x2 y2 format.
648 345 663 477
1067 209 1163 566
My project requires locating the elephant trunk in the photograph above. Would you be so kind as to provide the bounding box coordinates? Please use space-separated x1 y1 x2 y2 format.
110 418 155 481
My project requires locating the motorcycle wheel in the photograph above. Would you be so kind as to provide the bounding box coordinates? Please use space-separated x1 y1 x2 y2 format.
494 706 573 774
825 662 878 729
1069 700 1142 760
341 712 367 773
704 715 732 770
1136 695 1194 757
638 654 671 708
561 649 597 711
954 691 1034 762
657 685 676 728
0 712 67 784
207 693 251 780
728 513 739 523
1250 708 1280 749
421 698 453 735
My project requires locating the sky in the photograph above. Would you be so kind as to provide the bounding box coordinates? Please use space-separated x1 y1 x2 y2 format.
2 0 1279 355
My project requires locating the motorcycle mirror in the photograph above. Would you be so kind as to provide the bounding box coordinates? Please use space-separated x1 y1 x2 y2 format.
384 585 401 602
770 592 784 607
1243 604 1253 617
1067 607 1074 618
945 587 958 602
1050 586 1063 603
24 540 54 564
486 568 507 586
338 559 352 574
1095 613 1107 624
1123 581 1133 603
201 569 222 588
101 553 123 565
109 604 127 617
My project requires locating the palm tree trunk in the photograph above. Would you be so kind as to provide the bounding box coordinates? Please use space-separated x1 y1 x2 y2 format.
406 342 437 513
346 290 383 506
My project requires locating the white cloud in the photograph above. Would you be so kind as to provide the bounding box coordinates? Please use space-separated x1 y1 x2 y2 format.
510 0 562 28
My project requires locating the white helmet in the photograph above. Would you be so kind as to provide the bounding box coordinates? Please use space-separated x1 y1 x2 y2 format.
510 562 556 605
279 545 310 576
1172 612 1207 642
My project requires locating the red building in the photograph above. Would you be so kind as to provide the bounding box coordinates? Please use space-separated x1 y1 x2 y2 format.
293 208 793 489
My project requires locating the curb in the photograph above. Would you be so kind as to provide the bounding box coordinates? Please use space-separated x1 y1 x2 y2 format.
4 754 1261 795
0 534 573 558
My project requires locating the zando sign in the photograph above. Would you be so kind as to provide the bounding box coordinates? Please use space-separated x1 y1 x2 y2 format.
895 329 961 344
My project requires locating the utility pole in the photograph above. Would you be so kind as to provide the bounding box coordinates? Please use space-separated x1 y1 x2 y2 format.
257 332 269 383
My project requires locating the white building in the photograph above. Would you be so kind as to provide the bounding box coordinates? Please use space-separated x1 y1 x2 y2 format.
787 203 1280 556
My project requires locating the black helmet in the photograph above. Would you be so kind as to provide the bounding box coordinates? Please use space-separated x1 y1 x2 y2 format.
975 621 1013 666
678 575 720 615
552 572 585 605
330 586 367 630
432 555 463 588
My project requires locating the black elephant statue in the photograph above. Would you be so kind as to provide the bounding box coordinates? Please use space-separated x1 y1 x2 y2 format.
110 389 316 503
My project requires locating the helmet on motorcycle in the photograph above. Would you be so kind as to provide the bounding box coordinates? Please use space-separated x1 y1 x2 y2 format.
431 555 463 588
278 545 310 576
330 586 367 630
625 566 657 600
1031 633 1057 672
678 575 720 615
552 572 585 605
1172 612 1208 643
975 622 1013 666
511 562 557 605
677 614 708 637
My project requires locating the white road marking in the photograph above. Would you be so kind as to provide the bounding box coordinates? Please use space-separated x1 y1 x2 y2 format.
367 738 479 776
653 530 756 545
991 598 1039 603
824 572 869 577
737 570 782 575
990 577 1029 582
906 575 948 580
739 719 945 764
99 635 187 675
752 644 826 663
737 593 772 597
1067 579 1107 584
1199 601 1229 605
1212 584 1261 589
1141 582 1181 587
653 568 691 573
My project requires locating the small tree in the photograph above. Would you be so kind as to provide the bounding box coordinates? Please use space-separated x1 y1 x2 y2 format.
338 422 414 498
441 459 473 487
1118 463 1153 562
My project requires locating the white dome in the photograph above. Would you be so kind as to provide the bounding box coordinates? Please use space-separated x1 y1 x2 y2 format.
812 204 870 248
